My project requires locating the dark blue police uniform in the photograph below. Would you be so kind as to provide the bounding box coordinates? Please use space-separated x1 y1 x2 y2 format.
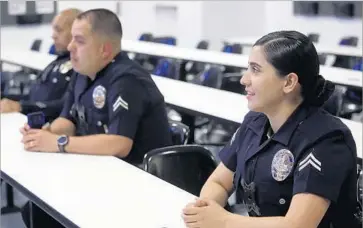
60 51 172 164
5 52 73 122
220 103 359 228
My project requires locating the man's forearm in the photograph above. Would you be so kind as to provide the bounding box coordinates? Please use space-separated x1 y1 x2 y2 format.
65 134 131 157
49 117 76 136
200 181 230 207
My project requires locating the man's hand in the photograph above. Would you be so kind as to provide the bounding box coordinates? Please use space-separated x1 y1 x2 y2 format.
0 98 21 113
21 129 59 153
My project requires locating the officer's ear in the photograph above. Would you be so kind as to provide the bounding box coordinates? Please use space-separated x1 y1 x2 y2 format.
283 72 299 94
101 42 113 59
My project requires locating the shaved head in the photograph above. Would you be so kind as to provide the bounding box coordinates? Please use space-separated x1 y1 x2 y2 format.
51 8 82 53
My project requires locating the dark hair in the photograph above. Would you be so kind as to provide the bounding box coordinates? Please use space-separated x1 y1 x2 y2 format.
254 30 335 107
76 8 122 40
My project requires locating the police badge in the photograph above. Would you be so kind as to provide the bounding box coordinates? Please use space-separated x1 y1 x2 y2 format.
93 85 106 109
59 61 72 74
271 149 294 181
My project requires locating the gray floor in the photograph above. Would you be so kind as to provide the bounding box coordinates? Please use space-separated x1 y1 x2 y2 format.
1 183 28 228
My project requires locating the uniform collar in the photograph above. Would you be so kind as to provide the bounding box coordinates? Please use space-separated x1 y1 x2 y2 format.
247 103 318 146
94 51 128 80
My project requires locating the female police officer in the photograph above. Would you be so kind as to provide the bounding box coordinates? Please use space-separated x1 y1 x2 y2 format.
182 31 359 228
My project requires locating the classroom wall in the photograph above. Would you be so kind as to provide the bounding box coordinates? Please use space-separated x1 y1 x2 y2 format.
120 1 203 48
264 1 362 46
57 1 119 13
202 1 266 50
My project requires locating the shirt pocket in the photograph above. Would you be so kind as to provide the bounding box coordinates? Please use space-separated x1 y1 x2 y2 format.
86 107 109 134
256 180 293 216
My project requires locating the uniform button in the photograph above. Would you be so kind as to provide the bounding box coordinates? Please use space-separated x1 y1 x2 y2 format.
52 78 58 83
97 121 102 126
279 198 286 205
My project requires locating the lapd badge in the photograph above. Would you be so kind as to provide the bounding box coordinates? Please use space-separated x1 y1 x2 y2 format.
59 61 72 74
271 149 294 181
92 85 106 109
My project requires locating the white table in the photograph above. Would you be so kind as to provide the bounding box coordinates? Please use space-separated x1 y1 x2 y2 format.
120 40 362 88
1 48 361 159
1 112 195 228
2 44 361 89
225 37 363 58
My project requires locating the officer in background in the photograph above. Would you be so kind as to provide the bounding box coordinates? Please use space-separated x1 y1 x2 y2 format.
182 31 359 228
0 8 81 122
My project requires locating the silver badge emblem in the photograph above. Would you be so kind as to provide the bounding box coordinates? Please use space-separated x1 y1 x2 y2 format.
59 61 72 74
92 85 106 109
271 149 294 181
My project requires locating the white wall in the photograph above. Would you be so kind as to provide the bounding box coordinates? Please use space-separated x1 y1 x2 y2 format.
202 1 266 51
57 1 119 13
120 1 203 48
264 1 362 46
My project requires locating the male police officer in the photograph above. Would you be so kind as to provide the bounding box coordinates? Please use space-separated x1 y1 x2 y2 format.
20 8 172 228
21 9 172 163
1 9 81 123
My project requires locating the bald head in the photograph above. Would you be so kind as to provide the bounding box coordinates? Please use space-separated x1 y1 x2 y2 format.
51 8 82 53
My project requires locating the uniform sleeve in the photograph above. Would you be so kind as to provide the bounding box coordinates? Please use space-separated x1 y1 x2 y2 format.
219 125 243 172
107 75 146 139
293 134 356 203
20 96 66 121
59 73 77 123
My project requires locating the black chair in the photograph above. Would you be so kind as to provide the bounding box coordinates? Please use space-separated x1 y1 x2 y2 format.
340 87 362 119
143 145 218 195
307 33 319 43
133 33 154 70
221 43 243 73
191 66 224 89
333 36 359 69
185 40 210 81
152 58 179 80
322 87 344 116
169 120 190 145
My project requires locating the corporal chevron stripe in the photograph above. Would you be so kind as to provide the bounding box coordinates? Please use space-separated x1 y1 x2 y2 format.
298 153 321 172
113 96 128 112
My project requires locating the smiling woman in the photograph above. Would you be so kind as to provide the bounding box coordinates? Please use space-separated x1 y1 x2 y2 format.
182 31 360 228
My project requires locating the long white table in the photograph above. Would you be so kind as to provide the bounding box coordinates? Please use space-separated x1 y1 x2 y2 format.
225 37 363 58
4 32 360 88
1 48 362 158
120 40 362 88
1 112 195 228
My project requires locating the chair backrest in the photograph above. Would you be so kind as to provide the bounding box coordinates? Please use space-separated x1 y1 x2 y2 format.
199 66 224 89
153 58 178 79
169 120 190 145
143 145 218 195
139 33 153 41
153 36 177 46
196 40 209 50
339 36 358 47
30 39 42 52
222 43 242 54
307 33 319 43
322 87 344 116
